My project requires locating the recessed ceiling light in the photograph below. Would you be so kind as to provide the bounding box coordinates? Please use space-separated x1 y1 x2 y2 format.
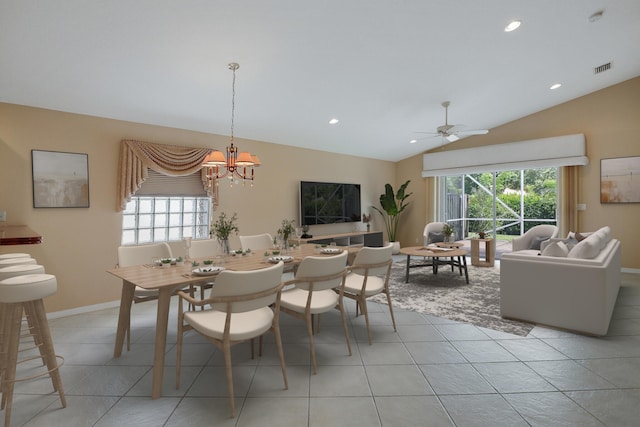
329 118 339 125
409 139 417 144
504 20 521 32
550 83 562 90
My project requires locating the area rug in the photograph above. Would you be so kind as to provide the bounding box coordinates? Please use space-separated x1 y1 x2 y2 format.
371 261 535 336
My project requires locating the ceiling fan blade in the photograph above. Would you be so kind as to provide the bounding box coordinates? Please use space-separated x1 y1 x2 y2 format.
445 134 459 142
456 129 489 136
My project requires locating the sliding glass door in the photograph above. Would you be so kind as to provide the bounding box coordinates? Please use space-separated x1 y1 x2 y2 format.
439 167 558 240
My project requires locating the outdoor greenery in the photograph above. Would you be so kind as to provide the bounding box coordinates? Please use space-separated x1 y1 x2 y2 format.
445 168 557 236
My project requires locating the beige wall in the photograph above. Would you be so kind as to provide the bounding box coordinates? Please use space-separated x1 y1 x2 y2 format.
397 76 640 269
2 76 639 313
0 103 395 312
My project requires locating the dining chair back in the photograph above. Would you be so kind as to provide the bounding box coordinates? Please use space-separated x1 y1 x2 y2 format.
117 242 172 268
279 251 350 374
187 239 223 301
343 243 395 344
239 233 273 252
175 262 287 417
188 239 222 258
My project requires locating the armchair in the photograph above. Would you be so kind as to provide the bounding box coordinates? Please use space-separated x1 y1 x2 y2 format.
511 225 559 252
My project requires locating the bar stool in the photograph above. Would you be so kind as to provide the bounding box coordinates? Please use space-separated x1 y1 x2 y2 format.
0 258 36 269
0 254 31 260
0 265 48 394
0 274 66 427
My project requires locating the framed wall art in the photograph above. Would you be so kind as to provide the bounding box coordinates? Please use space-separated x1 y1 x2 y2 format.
600 155 640 203
32 150 90 208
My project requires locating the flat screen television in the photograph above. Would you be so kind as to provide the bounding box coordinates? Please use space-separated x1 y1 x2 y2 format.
300 181 361 226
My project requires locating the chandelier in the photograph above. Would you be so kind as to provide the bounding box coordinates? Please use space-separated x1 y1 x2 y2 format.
202 63 260 186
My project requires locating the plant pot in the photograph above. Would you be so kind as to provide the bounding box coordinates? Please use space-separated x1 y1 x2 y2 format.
389 241 401 254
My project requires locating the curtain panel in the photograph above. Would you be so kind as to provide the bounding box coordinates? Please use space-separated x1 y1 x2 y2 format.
116 139 212 211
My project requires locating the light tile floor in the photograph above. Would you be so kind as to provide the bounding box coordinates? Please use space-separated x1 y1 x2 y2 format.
5 272 640 426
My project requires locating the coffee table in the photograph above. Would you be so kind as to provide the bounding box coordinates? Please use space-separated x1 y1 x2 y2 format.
399 246 469 284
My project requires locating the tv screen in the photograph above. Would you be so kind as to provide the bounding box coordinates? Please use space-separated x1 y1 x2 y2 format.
300 181 361 226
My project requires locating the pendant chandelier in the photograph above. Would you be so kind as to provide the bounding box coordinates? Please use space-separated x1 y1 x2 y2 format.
202 63 260 186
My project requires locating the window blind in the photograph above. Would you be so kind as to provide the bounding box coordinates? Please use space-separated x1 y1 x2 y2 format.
135 170 208 197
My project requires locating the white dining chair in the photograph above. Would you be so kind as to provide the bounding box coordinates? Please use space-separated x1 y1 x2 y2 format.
343 243 395 344
175 262 287 418
188 239 223 302
116 242 177 350
239 233 273 252
188 238 223 259
279 251 350 374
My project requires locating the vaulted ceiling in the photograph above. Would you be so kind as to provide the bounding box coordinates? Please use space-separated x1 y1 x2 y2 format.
1 1 639 161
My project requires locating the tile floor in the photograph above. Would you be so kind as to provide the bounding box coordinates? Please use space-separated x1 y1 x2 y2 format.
5 271 640 426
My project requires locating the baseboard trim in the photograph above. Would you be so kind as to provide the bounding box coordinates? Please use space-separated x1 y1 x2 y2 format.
622 268 640 274
48 300 121 320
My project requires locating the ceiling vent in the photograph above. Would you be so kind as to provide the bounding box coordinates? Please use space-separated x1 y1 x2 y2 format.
594 62 612 74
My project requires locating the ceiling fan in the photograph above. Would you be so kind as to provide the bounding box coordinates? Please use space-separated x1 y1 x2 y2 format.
415 101 489 143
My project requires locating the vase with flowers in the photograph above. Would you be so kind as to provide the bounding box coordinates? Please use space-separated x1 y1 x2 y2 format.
211 212 239 255
277 219 296 252
362 213 372 232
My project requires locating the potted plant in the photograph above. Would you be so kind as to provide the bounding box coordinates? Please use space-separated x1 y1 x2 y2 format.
442 223 454 243
277 219 296 252
372 180 412 254
210 212 239 255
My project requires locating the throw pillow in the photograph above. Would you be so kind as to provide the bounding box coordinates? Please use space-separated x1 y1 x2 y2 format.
428 231 444 243
541 241 569 257
562 237 579 251
529 236 547 250
574 232 588 242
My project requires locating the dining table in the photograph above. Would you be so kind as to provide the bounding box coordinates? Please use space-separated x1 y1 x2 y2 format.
107 243 359 399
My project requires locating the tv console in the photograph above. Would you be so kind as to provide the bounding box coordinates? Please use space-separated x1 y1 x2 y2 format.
300 231 383 247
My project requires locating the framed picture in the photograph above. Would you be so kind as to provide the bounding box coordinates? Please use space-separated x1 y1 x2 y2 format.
600 156 640 203
32 150 90 208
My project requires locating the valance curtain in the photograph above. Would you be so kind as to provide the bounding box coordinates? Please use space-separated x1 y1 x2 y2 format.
116 139 212 211
421 134 587 177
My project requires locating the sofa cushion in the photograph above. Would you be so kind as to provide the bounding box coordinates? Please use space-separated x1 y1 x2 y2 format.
568 233 602 259
428 231 444 243
541 241 569 257
529 236 547 250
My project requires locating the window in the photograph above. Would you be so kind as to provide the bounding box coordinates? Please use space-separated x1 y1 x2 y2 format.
121 196 211 245
120 169 212 245
439 167 558 239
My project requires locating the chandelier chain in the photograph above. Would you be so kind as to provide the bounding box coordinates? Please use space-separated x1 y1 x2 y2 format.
229 62 238 142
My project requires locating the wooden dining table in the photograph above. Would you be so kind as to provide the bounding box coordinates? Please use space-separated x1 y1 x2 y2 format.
106 243 359 399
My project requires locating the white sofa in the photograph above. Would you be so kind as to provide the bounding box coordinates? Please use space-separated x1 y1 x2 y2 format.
500 226 621 335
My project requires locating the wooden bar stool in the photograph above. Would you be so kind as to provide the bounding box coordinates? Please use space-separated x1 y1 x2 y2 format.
0 274 66 427
0 265 47 395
